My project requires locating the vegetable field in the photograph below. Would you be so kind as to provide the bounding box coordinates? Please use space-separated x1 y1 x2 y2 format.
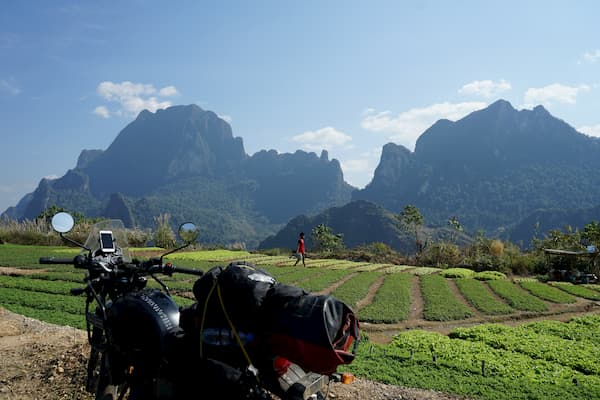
2 244 600 399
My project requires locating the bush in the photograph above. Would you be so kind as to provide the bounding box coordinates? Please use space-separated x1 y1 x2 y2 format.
473 271 506 280
328 242 408 265
418 241 460 267
127 228 151 247
440 268 475 278
153 214 176 249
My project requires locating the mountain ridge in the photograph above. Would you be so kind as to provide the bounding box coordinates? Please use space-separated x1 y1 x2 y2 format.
3 105 353 247
4 100 600 248
354 99 600 237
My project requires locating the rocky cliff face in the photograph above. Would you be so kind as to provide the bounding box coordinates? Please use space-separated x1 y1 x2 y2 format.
83 105 247 197
354 100 600 233
4 105 353 245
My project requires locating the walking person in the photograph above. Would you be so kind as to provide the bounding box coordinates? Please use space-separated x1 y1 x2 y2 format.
294 232 306 267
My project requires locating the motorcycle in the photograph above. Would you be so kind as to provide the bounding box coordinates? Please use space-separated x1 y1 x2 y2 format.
40 212 358 399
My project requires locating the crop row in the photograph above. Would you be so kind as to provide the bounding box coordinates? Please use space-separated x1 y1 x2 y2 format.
518 281 577 303
487 279 548 311
549 282 600 300
294 269 353 292
420 275 473 321
357 272 412 323
343 326 600 400
450 319 600 375
330 271 382 308
454 278 513 315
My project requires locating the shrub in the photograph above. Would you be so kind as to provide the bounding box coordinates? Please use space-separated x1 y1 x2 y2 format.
490 240 504 257
440 268 475 278
473 271 506 280
153 214 176 249
418 241 460 267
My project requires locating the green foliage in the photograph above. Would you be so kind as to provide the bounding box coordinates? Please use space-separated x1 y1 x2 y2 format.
358 273 412 323
153 213 176 249
439 268 474 278
549 282 600 300
473 271 506 280
519 281 577 303
447 216 463 243
343 319 600 400
451 320 600 375
487 280 548 311
419 241 460 267
582 221 600 246
331 272 382 308
328 242 408 265
396 204 425 255
311 223 344 254
455 278 513 315
294 269 350 292
420 275 473 321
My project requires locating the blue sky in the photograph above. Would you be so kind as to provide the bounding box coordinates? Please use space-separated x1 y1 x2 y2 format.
1 0 600 213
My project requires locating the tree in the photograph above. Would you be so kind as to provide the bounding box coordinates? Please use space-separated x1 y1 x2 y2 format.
311 223 344 253
447 216 463 243
582 221 600 247
153 213 176 249
396 205 425 255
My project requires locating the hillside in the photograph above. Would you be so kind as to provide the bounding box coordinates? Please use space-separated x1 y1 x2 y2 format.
354 100 600 237
3 105 353 248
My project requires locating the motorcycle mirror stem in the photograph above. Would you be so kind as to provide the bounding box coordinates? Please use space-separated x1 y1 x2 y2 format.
50 212 90 252
159 222 199 264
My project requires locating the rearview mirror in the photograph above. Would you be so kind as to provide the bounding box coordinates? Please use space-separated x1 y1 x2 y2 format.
51 212 74 233
178 222 199 244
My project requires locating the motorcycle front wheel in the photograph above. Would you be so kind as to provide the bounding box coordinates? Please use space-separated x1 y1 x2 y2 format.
95 353 130 400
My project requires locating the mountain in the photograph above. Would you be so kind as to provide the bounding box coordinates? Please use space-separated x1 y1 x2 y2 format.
258 200 410 252
4 105 354 248
354 99 600 236
508 205 600 247
258 199 466 252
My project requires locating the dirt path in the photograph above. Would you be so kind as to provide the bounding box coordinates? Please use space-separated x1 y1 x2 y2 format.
408 275 424 321
355 274 386 311
0 307 469 400
446 278 482 318
317 272 357 295
0 267 47 276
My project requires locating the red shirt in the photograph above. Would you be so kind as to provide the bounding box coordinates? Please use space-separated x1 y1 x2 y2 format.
297 238 305 254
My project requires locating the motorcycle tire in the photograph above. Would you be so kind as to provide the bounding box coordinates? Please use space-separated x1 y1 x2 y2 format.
86 326 104 393
95 353 128 400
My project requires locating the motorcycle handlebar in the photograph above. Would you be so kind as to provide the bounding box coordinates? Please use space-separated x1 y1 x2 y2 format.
39 257 76 265
146 262 204 277
169 265 204 276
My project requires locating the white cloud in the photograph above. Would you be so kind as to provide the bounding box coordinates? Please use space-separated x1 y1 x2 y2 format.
523 83 590 107
95 81 178 118
43 175 59 180
159 85 179 97
582 50 600 64
459 79 511 98
578 124 600 138
292 127 352 152
0 78 20 95
93 105 110 118
361 102 487 150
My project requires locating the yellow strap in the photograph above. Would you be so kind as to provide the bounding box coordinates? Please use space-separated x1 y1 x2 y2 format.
198 279 218 359
198 279 256 380
216 283 255 371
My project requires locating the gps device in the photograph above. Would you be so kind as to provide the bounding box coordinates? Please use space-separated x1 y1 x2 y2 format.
99 230 116 253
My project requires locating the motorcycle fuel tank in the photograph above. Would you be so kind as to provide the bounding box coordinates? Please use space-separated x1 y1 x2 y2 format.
108 289 181 368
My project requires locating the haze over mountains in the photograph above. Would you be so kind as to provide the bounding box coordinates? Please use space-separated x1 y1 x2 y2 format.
4 100 600 249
